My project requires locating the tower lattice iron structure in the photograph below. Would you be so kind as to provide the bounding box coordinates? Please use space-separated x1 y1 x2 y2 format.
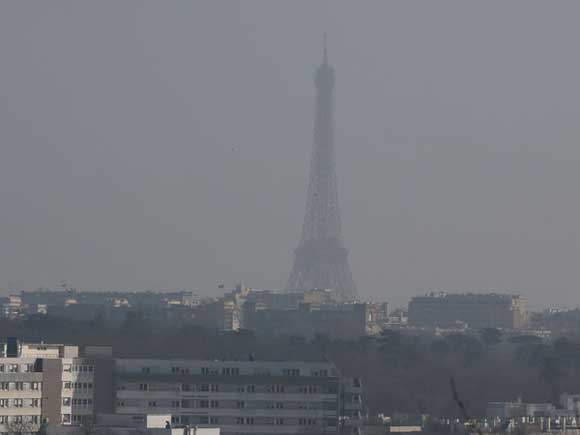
286 40 358 301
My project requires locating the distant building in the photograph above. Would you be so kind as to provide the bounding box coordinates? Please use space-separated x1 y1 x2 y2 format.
0 295 24 319
408 292 527 330
487 399 555 418
243 301 380 339
560 393 580 413
114 358 343 435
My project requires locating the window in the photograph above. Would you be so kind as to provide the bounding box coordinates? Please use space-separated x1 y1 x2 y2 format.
236 401 245 409
24 364 34 373
245 418 254 425
172 366 180 374
0 399 8 408
198 384 209 392
0 416 7 423
201 367 210 375
210 400 219 408
30 399 40 407
210 384 219 392
283 368 300 376
270 385 284 393
181 383 191 392
276 402 284 409
300 385 317 394
142 367 150 374
210 417 218 424
9 364 18 373
13 416 23 424
199 400 209 408
148 401 156 407
31 382 41 390
62 414 71 424
247 385 255 393
236 417 244 425
275 418 285 425
63 382 72 390
63 364 71 372
0 364 4 372
0 382 8 391
13 399 23 408
172 401 180 408
14 381 23 390
139 383 148 391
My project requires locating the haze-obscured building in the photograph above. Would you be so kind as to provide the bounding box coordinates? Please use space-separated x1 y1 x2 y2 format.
408 292 527 330
243 302 380 339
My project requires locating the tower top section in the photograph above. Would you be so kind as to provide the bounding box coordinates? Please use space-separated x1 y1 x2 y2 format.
315 34 335 90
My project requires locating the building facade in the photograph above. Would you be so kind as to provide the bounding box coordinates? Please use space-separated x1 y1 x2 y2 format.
408 292 527 330
243 302 378 339
0 339 95 434
115 358 342 435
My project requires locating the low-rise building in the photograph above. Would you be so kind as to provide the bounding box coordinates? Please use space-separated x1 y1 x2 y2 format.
47 413 221 434
408 292 527 330
1 295 24 319
243 302 379 339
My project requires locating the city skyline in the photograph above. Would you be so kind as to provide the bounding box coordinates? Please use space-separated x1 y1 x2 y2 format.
1 2 580 309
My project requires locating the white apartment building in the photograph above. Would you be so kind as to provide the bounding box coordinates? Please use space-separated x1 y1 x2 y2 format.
115 358 342 435
0 339 95 434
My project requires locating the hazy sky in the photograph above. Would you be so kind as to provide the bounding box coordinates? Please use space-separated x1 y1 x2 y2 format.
1 2 580 309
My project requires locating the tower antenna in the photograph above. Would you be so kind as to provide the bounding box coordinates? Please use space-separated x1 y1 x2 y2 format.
323 33 328 64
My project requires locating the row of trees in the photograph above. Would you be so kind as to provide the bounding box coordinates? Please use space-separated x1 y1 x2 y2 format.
2 314 579 417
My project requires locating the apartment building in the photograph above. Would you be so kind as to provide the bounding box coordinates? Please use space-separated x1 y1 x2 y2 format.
0 338 95 434
114 358 342 435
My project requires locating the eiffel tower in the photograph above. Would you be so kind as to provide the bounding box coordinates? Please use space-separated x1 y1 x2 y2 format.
286 39 358 301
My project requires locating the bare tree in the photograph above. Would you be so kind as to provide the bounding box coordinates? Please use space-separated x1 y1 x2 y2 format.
6 419 37 435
